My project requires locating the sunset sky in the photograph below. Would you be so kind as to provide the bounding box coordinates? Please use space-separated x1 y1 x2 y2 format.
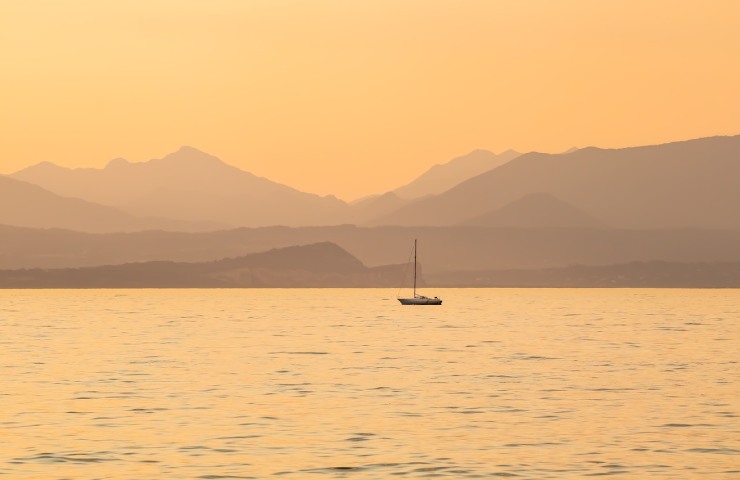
2 0 739 200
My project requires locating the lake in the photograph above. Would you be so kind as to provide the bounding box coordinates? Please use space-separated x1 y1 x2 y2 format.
1 288 738 479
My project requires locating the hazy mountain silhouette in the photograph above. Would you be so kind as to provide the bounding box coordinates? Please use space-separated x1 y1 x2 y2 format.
0 242 406 288
4 133 739 287
344 191 412 224
340 149 520 224
3 224 740 277
0 175 219 233
430 261 740 288
393 149 521 199
371 135 740 229
9 146 525 229
460 192 605 228
11 146 349 228
1 232 738 288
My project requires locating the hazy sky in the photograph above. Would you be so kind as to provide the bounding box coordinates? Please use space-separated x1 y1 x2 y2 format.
2 0 739 200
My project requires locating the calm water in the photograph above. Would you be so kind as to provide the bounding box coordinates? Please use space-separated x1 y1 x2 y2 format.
1 288 738 479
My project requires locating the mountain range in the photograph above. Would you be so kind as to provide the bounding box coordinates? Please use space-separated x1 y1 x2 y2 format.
9 147 346 229
6 146 520 231
0 242 406 288
0 175 218 233
5 135 739 232
371 135 740 229
2 223 740 276
2 134 739 287
391 149 521 199
1 239 737 288
459 192 605 228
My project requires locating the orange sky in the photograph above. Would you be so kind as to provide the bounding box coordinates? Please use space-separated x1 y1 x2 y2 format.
2 0 739 200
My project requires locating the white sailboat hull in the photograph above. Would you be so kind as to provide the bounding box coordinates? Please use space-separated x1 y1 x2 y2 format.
398 296 442 305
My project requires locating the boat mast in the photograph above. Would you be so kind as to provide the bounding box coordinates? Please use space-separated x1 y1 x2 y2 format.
413 238 417 297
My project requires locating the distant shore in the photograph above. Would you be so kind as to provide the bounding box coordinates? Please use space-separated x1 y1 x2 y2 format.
1 260 739 289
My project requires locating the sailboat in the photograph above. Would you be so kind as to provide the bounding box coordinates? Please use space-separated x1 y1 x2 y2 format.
397 239 442 305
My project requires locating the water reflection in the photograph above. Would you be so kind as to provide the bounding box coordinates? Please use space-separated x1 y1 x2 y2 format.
1 288 737 478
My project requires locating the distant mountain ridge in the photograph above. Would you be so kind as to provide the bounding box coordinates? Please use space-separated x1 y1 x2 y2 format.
3 223 740 276
11 146 348 228
13 146 287 206
1 236 737 288
3 134 739 287
429 260 740 288
6 134 739 231
0 242 406 288
392 149 521 199
343 149 521 224
0 175 218 233
460 192 605 228
370 135 740 230
8 145 525 230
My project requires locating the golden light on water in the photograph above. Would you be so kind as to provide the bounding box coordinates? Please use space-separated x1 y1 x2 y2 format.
2 288 738 478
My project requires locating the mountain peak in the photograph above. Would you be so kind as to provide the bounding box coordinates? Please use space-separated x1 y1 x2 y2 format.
175 145 207 155
392 148 520 200
13 160 67 175
105 157 130 169
159 146 226 167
